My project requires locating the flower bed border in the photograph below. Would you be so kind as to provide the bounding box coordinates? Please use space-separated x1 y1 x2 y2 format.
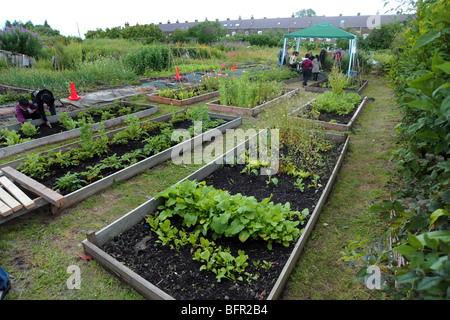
293 96 368 132
146 86 219 106
304 79 369 95
0 111 241 224
0 103 160 160
205 89 298 117
81 130 349 300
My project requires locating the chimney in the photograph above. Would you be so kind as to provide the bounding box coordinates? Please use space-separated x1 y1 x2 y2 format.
251 15 254 19
357 12 360 16
167 20 170 24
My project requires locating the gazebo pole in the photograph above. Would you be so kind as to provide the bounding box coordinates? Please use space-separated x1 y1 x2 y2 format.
347 38 353 77
280 37 287 71
295 38 301 52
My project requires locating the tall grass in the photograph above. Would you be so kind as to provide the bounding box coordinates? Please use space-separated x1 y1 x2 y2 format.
0 57 136 92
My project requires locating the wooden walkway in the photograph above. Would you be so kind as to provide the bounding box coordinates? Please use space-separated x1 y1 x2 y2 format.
0 166 66 224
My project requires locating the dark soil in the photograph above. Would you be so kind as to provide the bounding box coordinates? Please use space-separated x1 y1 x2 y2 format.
301 106 356 124
0 105 147 145
101 142 344 300
34 118 226 195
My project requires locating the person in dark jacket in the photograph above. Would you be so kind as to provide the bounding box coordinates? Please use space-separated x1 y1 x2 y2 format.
31 89 56 125
301 53 313 87
15 98 50 126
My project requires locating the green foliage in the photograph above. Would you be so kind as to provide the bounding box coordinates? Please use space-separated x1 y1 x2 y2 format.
311 91 361 115
0 25 43 58
20 122 39 137
53 172 87 192
186 21 227 44
328 66 348 94
347 0 450 300
361 21 405 51
123 45 170 74
146 179 308 282
16 153 50 180
85 23 164 42
154 179 306 248
0 128 32 146
218 75 283 108
59 112 78 130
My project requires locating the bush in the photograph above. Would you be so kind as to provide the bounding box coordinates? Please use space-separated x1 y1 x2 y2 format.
0 25 43 58
123 45 170 74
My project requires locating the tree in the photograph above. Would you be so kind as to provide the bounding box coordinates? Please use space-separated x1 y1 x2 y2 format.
295 9 317 17
187 21 226 44
168 28 189 43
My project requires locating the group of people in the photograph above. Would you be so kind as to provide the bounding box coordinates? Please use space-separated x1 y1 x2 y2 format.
278 44 322 87
15 89 57 127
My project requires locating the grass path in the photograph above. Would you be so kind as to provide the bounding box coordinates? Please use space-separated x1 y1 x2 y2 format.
0 75 401 300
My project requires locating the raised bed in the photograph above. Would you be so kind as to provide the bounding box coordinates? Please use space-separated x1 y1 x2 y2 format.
0 103 160 160
205 88 298 117
305 79 369 95
294 96 368 132
0 111 241 224
81 129 349 300
147 86 219 106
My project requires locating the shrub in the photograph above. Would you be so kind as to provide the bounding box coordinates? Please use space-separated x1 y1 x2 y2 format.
0 26 43 58
123 45 170 74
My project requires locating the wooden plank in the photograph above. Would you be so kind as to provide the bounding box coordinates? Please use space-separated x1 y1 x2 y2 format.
0 186 22 212
0 176 36 209
0 199 13 217
0 167 66 207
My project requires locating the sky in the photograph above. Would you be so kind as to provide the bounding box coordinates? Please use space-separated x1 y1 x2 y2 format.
1 0 401 38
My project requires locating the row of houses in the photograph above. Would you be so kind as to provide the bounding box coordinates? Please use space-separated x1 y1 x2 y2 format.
151 13 410 39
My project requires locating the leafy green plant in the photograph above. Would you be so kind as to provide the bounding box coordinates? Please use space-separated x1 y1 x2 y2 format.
59 112 79 131
16 153 49 179
1 128 32 146
21 122 39 137
310 91 361 115
293 178 305 192
327 66 348 94
53 172 87 192
154 179 307 248
265 175 278 188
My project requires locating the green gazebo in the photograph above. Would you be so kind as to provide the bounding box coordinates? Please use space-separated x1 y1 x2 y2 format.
280 22 357 75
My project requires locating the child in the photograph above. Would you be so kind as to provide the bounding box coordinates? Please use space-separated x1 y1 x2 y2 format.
289 51 300 69
15 98 41 124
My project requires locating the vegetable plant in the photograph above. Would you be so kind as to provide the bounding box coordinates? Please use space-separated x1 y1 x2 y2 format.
21 122 39 137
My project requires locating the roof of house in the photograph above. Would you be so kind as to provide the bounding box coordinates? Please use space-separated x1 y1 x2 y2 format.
156 14 410 33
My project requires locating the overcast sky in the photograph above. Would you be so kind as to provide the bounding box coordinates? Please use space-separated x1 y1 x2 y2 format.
2 0 402 38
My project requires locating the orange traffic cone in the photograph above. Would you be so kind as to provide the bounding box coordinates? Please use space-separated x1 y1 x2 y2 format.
174 67 182 80
231 62 236 71
68 82 81 101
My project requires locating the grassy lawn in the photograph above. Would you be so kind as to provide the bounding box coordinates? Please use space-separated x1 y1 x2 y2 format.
0 74 401 300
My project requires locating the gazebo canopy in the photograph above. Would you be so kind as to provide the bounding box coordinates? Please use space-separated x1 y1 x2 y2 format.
284 22 357 40
280 22 357 75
